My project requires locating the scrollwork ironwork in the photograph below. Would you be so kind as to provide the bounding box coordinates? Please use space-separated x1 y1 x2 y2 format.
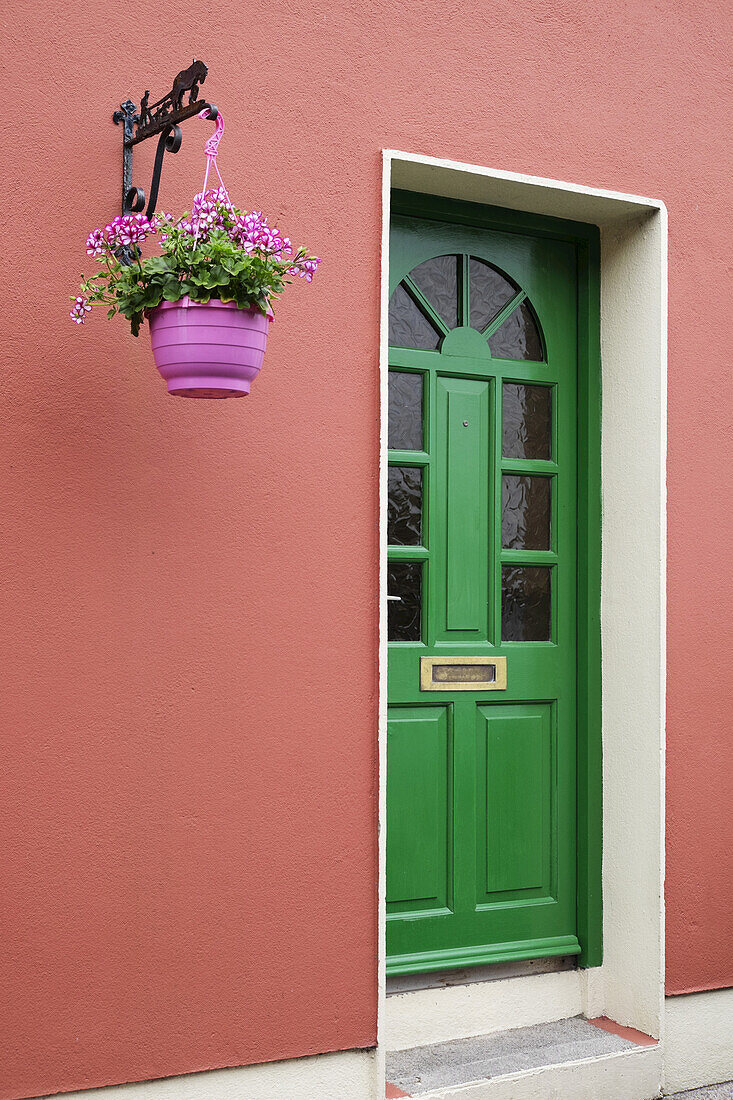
112 60 218 251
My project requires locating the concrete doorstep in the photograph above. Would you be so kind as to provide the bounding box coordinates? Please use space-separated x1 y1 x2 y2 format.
385 1015 657 1097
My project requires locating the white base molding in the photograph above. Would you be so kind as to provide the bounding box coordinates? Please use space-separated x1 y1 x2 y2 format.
663 988 733 1093
29 1049 377 1100
385 969 584 1050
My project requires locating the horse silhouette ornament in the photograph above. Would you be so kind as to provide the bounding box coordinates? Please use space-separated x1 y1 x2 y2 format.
171 59 208 110
130 60 210 142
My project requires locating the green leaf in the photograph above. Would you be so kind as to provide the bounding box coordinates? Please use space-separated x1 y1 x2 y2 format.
143 285 162 308
143 256 171 275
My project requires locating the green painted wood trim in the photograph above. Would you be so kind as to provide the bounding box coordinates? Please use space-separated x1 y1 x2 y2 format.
388 546 429 562
389 450 430 467
501 549 559 567
386 934 582 977
501 459 560 476
389 189 603 971
392 190 600 245
575 230 603 969
460 253 470 325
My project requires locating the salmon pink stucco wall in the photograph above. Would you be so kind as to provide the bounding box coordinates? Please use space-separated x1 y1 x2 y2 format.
2 2 732 1098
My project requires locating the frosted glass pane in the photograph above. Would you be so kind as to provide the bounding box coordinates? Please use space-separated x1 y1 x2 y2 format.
502 567 551 641
469 258 517 332
389 371 423 451
502 476 551 550
389 283 441 349
503 383 552 460
410 255 458 329
388 562 422 641
489 301 543 360
389 467 423 546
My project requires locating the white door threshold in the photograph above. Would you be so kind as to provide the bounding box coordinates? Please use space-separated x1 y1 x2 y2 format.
385 1016 661 1099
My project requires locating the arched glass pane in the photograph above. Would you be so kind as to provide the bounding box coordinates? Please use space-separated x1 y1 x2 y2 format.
469 258 517 332
489 301 544 361
389 283 441 349
409 255 458 329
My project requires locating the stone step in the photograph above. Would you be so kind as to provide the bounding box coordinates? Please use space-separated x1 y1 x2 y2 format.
386 1015 657 1097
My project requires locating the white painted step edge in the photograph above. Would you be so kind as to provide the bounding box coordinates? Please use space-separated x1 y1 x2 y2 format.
402 1043 662 1100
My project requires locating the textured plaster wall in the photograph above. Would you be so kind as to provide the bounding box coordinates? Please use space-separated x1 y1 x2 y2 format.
1 1 731 1098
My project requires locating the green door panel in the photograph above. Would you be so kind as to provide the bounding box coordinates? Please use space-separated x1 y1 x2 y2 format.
386 201 593 976
478 703 553 897
438 377 490 637
386 706 451 913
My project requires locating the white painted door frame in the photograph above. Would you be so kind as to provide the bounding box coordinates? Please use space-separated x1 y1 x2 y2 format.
378 150 667 1082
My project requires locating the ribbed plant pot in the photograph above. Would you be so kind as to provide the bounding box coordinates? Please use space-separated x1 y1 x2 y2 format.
148 297 273 398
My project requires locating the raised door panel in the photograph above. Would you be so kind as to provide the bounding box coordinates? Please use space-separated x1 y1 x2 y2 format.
386 706 452 915
476 703 554 903
435 376 490 641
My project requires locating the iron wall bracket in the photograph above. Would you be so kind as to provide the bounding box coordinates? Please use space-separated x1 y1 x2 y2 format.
112 59 217 220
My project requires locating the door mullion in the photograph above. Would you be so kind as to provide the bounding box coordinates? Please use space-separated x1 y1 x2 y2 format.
460 254 470 327
491 372 504 645
427 367 439 648
451 695 478 918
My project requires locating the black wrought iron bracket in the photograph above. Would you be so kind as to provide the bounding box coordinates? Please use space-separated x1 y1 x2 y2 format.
112 60 217 220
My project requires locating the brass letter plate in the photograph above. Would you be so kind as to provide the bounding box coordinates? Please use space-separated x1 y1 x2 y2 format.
420 655 507 691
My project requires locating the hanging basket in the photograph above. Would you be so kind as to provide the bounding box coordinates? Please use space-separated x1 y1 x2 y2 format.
72 102 320 399
148 297 273 398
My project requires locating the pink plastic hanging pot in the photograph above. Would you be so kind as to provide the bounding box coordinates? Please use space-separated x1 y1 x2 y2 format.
147 106 273 399
148 297 273 398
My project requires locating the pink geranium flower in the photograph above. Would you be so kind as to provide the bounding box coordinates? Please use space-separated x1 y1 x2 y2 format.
69 296 92 324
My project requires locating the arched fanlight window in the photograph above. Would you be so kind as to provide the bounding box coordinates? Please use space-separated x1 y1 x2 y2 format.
388 254 545 361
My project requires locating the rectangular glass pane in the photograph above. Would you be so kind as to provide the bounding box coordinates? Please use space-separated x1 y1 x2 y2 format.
389 371 423 451
502 383 552 460
502 475 551 550
501 566 551 641
388 466 423 546
388 562 422 642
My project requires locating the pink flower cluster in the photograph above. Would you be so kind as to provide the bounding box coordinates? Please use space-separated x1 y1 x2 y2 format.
72 195 320 326
178 189 295 259
177 187 231 238
192 186 231 220
70 295 91 324
234 209 292 257
85 213 161 256
292 257 320 282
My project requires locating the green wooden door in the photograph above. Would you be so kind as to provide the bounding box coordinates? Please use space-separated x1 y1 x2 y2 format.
386 207 582 975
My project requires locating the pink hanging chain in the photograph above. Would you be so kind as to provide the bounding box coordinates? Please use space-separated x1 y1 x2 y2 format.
192 108 231 251
201 106 225 160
